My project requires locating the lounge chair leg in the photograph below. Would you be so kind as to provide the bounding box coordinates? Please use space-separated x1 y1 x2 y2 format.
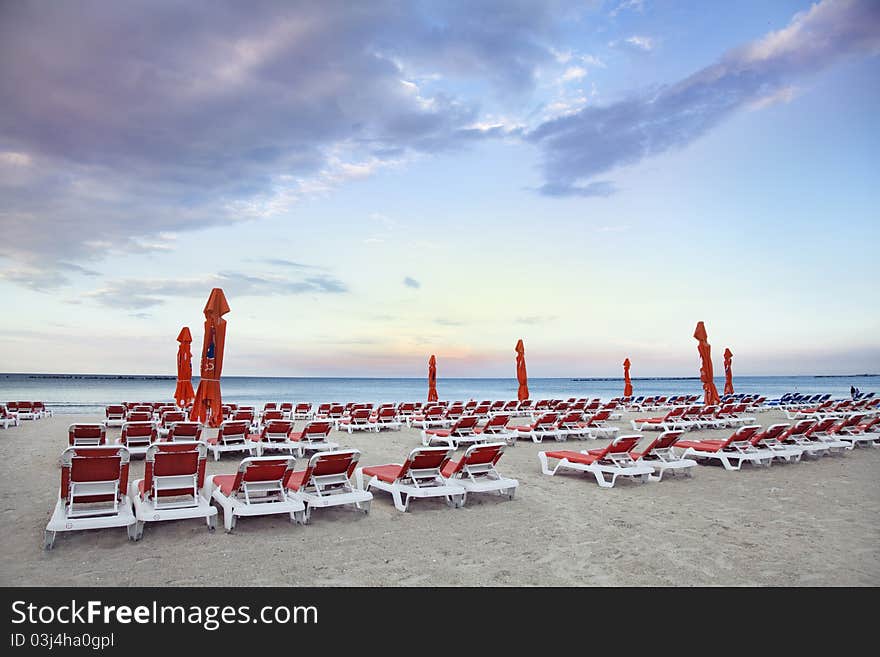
291 509 306 525
392 490 409 512
207 514 216 531
129 521 144 541
224 511 235 533
43 531 55 551
357 500 371 515
594 471 614 488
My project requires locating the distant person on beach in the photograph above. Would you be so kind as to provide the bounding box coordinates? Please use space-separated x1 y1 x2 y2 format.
851 385 856 399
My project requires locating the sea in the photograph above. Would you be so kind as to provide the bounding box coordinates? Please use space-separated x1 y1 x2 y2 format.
0 373 876 415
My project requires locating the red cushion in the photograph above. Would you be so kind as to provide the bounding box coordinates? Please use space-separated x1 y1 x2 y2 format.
426 429 451 438
286 470 308 491
441 460 461 478
362 464 404 483
213 474 236 496
544 450 596 465
675 440 721 452
206 436 219 445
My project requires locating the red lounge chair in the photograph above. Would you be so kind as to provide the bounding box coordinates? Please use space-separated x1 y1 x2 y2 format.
336 407 378 433
279 402 294 418
44 446 136 549
129 441 217 539
261 409 284 424
473 414 517 446
833 413 877 448
799 417 849 454
440 442 518 502
289 421 339 458
408 404 451 429
511 413 561 443
167 421 203 443
554 411 591 440
748 423 802 462
68 423 107 447
0 404 19 429
421 415 482 448
251 419 297 457
157 410 186 437
209 456 306 532
630 407 687 432
675 425 772 470
206 420 256 461
538 435 654 488
104 404 126 427
777 420 828 458
286 449 372 522
16 401 36 420
355 447 466 512
580 410 620 439
293 403 313 420
118 421 157 456
629 430 696 481
372 406 403 431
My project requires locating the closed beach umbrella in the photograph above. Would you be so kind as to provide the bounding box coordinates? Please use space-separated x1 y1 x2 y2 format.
623 358 633 397
173 326 195 408
515 339 529 401
693 321 721 405
723 348 734 395
427 355 439 402
190 288 230 427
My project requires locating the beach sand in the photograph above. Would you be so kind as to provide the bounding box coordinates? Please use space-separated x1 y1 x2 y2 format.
0 408 877 586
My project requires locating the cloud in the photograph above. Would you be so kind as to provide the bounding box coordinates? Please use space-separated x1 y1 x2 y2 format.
403 276 421 289
0 1 576 285
516 315 558 324
530 0 880 197
435 318 465 326
86 271 348 309
623 35 655 51
609 0 645 17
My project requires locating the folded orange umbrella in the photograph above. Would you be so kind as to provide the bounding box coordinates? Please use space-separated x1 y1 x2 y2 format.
623 358 633 397
190 288 230 427
723 348 734 395
174 326 195 408
693 321 721 405
427 354 439 402
515 339 529 401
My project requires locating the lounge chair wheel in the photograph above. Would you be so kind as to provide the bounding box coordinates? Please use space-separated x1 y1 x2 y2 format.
43 531 55 551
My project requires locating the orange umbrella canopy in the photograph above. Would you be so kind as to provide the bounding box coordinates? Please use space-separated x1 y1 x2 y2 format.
623 358 633 397
693 321 721 405
190 288 230 427
723 347 734 395
174 326 195 408
427 354 439 402
515 339 529 401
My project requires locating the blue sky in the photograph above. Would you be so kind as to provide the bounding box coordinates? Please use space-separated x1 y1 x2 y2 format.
0 0 878 377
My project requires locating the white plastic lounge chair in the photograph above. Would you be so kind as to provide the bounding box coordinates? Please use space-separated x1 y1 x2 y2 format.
44 446 136 549
117 421 157 456
440 442 518 502
286 449 372 523
293 403 314 420
776 420 829 458
289 421 339 458
537 436 655 488
209 456 306 532
421 415 482 448
581 410 620 439
129 441 217 539
511 413 562 443
629 430 697 481
674 425 773 470
355 447 466 512
0 405 19 429
833 414 877 448
372 406 403 431
206 420 257 461
251 419 298 456
336 408 378 433
104 404 127 428
166 421 202 442
473 414 517 446
630 407 687 432
748 423 803 463
68 423 107 447
408 405 451 429
802 417 852 454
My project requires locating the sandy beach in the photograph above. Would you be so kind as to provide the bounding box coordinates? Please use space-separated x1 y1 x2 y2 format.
0 408 877 587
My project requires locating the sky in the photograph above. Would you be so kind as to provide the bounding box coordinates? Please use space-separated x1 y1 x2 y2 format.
0 0 878 378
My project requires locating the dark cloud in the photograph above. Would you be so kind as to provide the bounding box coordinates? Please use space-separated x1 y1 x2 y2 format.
529 0 880 196
86 271 349 309
0 0 574 284
403 277 421 289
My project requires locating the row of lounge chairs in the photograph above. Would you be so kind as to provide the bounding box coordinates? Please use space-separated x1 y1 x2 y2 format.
44 441 519 548
539 416 879 487
631 403 756 432
1 401 52 427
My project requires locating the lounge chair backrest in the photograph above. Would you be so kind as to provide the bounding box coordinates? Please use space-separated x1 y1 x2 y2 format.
725 425 762 447
169 422 202 441
377 407 396 420
228 456 296 495
232 410 255 423
263 403 277 411
120 421 157 446
785 419 816 437
295 403 312 412
161 411 186 426
218 421 248 441
106 404 126 418
640 430 684 455
60 446 130 501
482 414 510 431
589 410 611 423
751 423 790 445
308 449 360 479
68 423 107 446
304 421 332 439
837 413 867 430
143 441 208 498
280 403 293 412
535 413 558 427
262 410 284 422
126 411 152 423
400 447 454 477
350 408 370 421
806 417 837 435
449 415 479 432
263 420 294 438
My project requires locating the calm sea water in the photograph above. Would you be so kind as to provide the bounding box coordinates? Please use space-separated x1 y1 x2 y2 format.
0 373 876 414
